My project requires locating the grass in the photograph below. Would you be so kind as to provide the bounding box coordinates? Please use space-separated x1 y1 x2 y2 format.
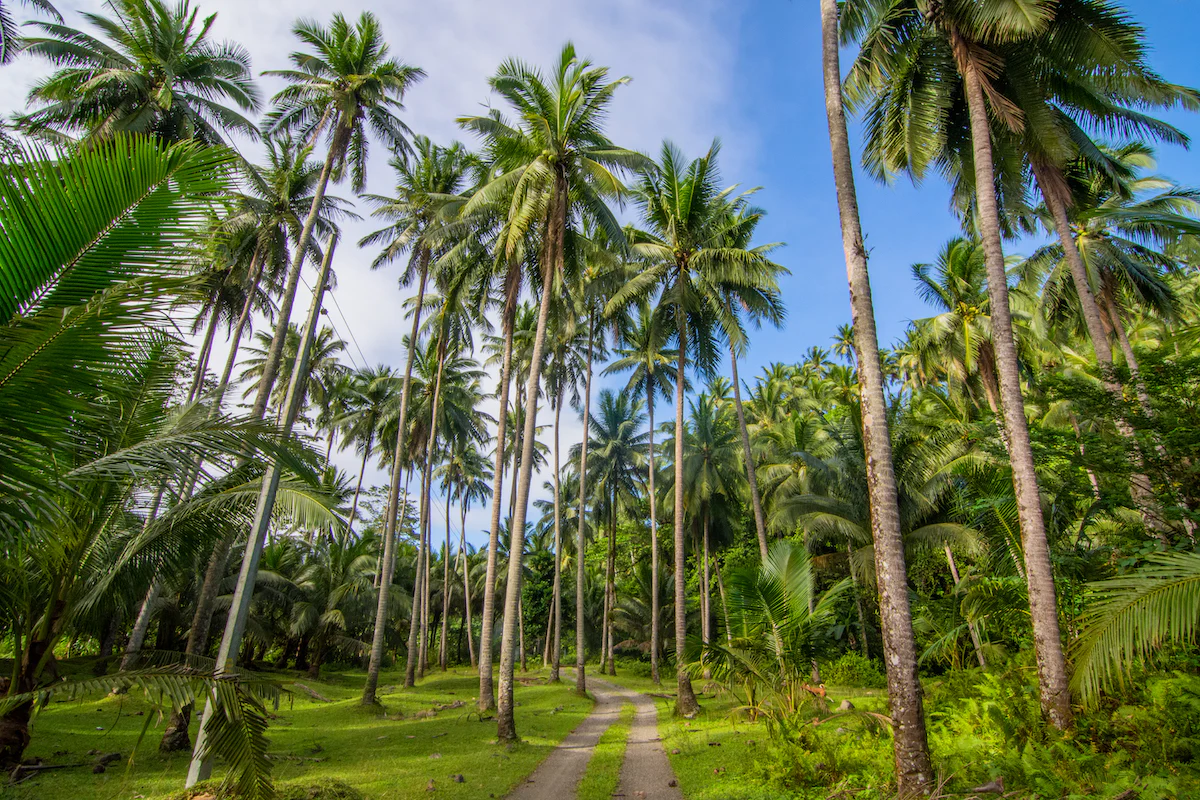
576 702 634 800
9 664 592 800
595 664 891 800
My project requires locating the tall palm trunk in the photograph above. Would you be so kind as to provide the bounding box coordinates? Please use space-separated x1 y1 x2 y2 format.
646 379 662 684
673 323 700 717
362 246 431 705
820 0 933 791
478 277 518 710
441 497 451 670
730 348 768 560
957 39 1072 730
188 232 339 786
347 434 373 533
701 514 711 647
549 382 565 682
459 503 476 668
575 313 595 696
497 174 564 741
606 510 616 675
189 296 221 399
128 248 268 682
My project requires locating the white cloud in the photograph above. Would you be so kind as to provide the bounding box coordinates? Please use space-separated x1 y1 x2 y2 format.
3 0 752 548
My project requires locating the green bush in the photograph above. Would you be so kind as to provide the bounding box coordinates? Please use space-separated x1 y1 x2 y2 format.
824 652 886 688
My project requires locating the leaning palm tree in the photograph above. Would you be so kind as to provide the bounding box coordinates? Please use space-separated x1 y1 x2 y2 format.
19 0 259 143
458 43 643 739
603 302 675 683
608 139 782 717
817 0 933 789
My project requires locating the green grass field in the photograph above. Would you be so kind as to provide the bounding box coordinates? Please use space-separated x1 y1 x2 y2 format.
8 666 592 800
575 702 634 800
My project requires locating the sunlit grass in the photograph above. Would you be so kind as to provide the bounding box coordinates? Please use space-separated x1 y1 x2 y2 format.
11 665 592 800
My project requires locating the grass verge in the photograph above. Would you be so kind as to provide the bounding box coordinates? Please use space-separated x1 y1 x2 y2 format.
575 702 635 800
9 665 591 800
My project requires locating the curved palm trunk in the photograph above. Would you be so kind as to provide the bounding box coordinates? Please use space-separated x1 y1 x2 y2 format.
673 325 700 717
730 349 769 560
497 177 563 741
347 435 373 533
820 0 933 791
478 285 516 710
957 42 1072 730
362 248 431 705
188 233 339 785
131 248 268 685
459 503 476 668
646 381 662 684
549 383 564 682
575 314 595 696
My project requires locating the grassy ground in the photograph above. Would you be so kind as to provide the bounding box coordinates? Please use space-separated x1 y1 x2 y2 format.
597 668 889 800
575 702 634 800
8 665 592 800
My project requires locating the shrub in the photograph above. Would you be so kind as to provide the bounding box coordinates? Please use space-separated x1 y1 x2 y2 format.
824 652 886 688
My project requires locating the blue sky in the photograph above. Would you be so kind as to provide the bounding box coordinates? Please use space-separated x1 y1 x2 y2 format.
3 0 1196 545
725 0 1200 381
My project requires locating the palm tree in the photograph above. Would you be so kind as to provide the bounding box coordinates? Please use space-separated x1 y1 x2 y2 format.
0 136 333 778
458 44 642 740
817 0 933 788
608 139 782 716
604 302 675 683
584 389 647 674
359 137 472 701
718 207 786 561
19 0 259 144
842 0 1072 733
288 530 377 679
187 233 343 785
338 365 399 531
438 444 493 668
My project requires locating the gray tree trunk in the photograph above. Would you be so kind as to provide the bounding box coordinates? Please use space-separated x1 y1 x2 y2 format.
672 327 700 717
958 43 1072 730
478 286 516 710
187 231 340 785
730 350 769 560
575 314 595 697
362 247 430 705
646 380 661 684
820 0 934 790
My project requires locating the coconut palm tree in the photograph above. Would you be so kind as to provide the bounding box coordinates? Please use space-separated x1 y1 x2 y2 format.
458 44 642 739
19 0 259 144
358 136 472 703
842 0 1073 734
608 139 782 716
817 0 933 787
583 389 647 674
604 302 676 683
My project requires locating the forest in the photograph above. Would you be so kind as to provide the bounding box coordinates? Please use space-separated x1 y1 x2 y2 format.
2 0 1200 798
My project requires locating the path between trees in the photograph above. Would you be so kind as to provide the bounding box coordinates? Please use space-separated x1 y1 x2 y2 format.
506 677 683 799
